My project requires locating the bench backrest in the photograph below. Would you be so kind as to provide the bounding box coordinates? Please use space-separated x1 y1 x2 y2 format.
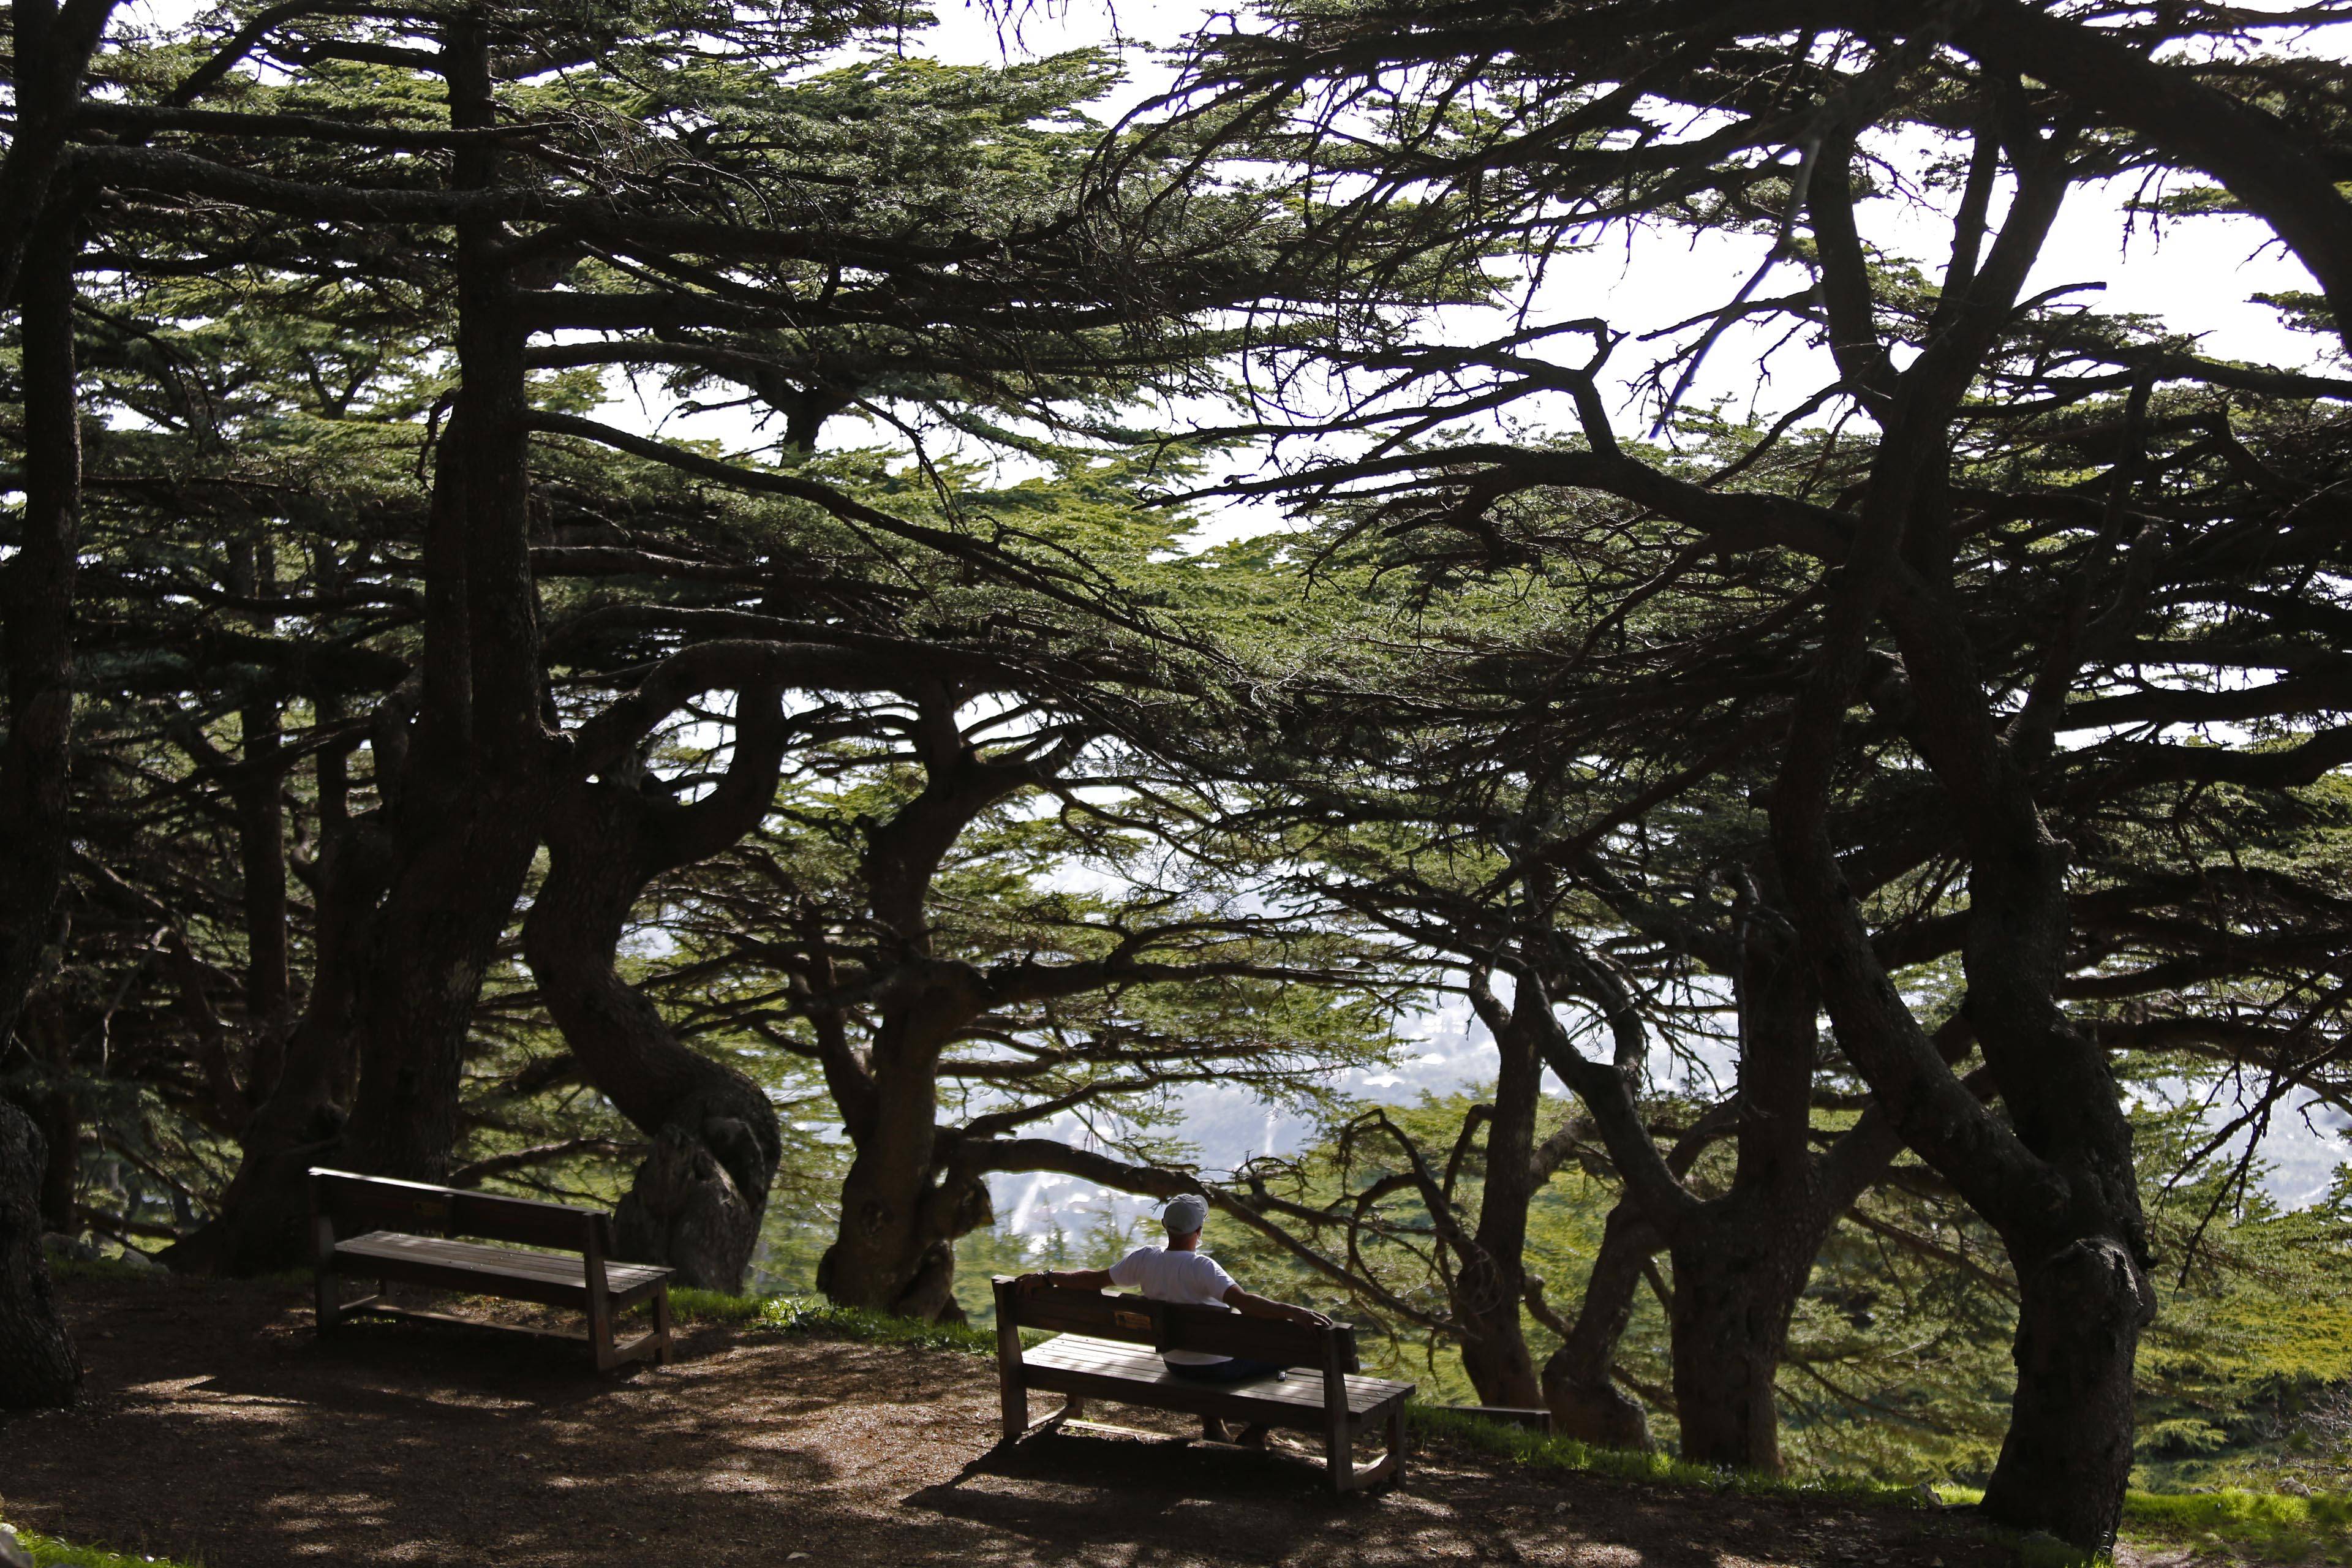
992 1276 1359 1373
309 1168 609 1254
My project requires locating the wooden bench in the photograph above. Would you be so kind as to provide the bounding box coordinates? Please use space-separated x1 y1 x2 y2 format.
309 1168 673 1371
990 1275 1414 1493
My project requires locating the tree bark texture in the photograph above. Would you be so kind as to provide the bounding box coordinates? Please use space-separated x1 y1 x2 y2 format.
225 537 291 1101
1665 933 1840 1472
1982 1234 2152 1544
522 689 792 1292
0 215 82 1060
816 964 995 1320
0 1101 81 1408
1541 1204 1657 1450
335 18 549 1185
1454 998 1546 1411
815 695 1036 1319
0 0 115 308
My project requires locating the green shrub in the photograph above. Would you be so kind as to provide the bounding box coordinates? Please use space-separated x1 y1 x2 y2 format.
666 1287 1003 1355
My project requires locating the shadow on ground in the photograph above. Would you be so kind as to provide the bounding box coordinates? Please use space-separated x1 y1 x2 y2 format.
0 1273 2014 1568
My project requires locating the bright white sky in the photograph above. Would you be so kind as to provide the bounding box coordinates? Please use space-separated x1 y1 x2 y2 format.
828 2 2337 539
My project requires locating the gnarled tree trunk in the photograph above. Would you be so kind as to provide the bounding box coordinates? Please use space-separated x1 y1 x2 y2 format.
1454 993 1547 1411
523 687 792 1292
0 1102 80 1408
816 972 992 1320
1985 1231 2152 1542
812 689 1038 1321
1540 1203 1657 1450
1666 933 1833 1473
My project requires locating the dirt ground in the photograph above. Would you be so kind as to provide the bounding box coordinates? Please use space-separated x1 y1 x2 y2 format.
0 1273 2034 1568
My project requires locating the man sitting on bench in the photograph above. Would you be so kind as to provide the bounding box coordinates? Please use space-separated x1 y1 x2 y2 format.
1018 1193 1331 1445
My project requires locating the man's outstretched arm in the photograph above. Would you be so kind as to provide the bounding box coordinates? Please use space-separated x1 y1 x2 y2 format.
1223 1286 1332 1328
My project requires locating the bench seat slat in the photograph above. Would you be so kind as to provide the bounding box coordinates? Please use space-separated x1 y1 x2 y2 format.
1023 1334 1411 1418
334 1231 671 1310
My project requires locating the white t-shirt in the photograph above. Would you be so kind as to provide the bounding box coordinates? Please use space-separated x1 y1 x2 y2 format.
1108 1245 1240 1365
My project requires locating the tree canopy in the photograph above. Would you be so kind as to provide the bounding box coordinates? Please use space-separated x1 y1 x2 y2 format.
6 0 2352 1551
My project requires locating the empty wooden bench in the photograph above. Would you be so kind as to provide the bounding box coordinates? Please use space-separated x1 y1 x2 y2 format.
309 1168 673 1371
991 1275 1414 1493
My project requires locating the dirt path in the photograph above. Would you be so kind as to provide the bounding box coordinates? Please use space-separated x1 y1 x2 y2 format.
0 1273 2016 1568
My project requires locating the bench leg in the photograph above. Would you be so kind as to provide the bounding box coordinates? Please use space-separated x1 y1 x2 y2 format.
311 1212 340 1337
654 1284 674 1366
992 1278 1027 1446
1386 1401 1408 1488
1327 1417 1353 1494
589 1285 617 1372
999 1376 1028 1446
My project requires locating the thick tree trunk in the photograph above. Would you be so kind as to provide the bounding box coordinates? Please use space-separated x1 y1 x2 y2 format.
1982 1230 2151 1547
818 1139 988 1322
334 785 541 1180
0 1101 80 1408
815 703 1030 1321
1667 932 1822 1472
335 16 548 1186
816 1001 989 1321
31 1088 78 1235
524 742 788 1292
170 24 549 1265
227 537 290 1102
0 0 115 308
1457 1001 1546 1410
1762 138 2153 1533
1667 1205 1814 1472
1541 1203 1656 1450
0 214 81 1057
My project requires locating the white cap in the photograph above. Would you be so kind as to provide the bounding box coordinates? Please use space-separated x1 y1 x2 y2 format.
1163 1194 1209 1237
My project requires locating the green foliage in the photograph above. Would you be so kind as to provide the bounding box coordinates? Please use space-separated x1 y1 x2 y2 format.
666 1287 1003 1355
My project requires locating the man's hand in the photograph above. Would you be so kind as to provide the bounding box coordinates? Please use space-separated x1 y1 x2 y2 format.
1289 1305 1334 1329
1015 1271 1053 1295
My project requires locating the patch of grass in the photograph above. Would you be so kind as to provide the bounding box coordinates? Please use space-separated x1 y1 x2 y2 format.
1934 1482 2352 1563
2120 1487 2352 1561
10 1525 201 1568
666 1287 1003 1355
1407 1404 1923 1506
40 1255 171 1287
